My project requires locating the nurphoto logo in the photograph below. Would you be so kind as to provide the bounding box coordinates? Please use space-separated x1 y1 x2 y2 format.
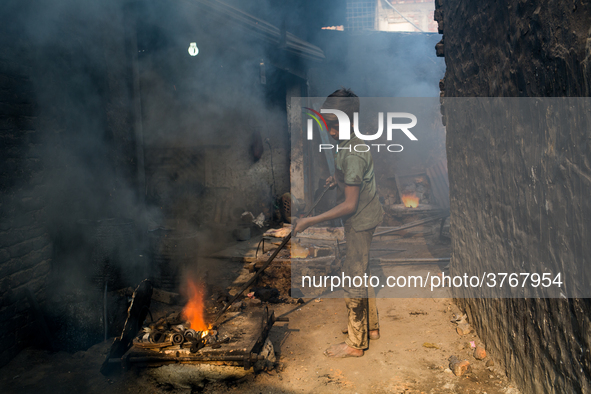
304 107 418 153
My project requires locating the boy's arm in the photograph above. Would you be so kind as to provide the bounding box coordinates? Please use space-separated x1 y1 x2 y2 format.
294 184 360 234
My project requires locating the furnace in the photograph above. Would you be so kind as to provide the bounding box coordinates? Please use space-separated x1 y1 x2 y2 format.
101 280 281 378
121 307 277 370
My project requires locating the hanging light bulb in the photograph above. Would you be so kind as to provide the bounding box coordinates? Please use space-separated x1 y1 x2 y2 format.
188 42 199 56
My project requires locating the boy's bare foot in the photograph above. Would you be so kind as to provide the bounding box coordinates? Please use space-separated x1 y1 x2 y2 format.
324 342 364 358
369 329 380 340
341 328 380 340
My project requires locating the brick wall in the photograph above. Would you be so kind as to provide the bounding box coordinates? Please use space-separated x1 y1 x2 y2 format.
436 0 591 393
0 25 53 367
0 0 136 366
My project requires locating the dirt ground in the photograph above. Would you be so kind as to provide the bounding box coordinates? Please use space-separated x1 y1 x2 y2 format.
0 227 522 394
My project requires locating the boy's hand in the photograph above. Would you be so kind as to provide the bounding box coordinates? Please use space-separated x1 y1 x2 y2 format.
293 217 313 235
325 175 337 188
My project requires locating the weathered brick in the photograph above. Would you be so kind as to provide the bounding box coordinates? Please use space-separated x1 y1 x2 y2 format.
0 258 22 279
0 230 24 248
32 236 49 251
6 261 47 291
0 344 18 368
15 116 36 130
7 238 36 258
22 250 43 269
0 248 9 264
8 267 37 288
13 276 45 293
0 133 24 148
20 225 45 240
0 304 17 322
0 74 14 87
0 220 11 232
23 159 43 176
33 260 50 278
14 298 30 313
2 313 29 333
0 276 10 295
443 0 591 393
10 212 34 228
0 332 18 350
41 244 52 260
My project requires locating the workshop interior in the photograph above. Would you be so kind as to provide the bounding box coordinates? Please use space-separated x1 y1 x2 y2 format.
0 1 590 393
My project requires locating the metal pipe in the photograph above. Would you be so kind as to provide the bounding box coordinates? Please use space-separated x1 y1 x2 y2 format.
371 257 450 264
373 213 449 237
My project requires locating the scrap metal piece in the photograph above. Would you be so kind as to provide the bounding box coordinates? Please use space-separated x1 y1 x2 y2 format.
100 279 153 375
171 333 184 345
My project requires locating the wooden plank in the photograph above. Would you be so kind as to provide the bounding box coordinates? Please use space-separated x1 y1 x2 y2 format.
425 166 440 206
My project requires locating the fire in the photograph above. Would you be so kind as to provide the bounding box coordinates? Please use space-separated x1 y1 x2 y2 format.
291 242 310 259
401 192 419 208
182 279 209 333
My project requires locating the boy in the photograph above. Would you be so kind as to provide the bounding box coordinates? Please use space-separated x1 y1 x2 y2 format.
294 88 384 357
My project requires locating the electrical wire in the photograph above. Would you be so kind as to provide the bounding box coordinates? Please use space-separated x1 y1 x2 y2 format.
382 0 425 32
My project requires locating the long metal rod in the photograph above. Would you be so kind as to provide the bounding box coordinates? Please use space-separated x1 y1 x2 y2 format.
113 355 264 364
371 257 450 264
213 186 331 323
373 213 448 237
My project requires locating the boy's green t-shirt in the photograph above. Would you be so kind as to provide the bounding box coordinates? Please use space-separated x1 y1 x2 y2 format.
334 136 384 231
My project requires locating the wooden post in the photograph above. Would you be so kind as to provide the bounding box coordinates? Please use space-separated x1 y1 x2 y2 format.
287 77 308 206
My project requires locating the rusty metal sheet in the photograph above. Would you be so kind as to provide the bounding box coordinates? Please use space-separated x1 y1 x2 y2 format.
426 160 450 209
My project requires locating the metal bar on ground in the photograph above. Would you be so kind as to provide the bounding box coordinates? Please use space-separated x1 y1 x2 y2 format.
371 257 450 264
373 213 449 237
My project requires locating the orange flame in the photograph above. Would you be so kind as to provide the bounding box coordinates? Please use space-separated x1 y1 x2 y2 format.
401 192 419 208
182 280 209 332
291 242 310 259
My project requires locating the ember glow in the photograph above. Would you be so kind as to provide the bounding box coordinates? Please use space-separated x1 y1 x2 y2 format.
401 192 419 208
291 242 310 259
183 280 209 333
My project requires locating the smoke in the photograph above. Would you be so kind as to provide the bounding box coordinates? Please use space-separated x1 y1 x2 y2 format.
302 23 446 204
1 0 444 352
1 0 445 289
3 0 301 320
307 30 444 97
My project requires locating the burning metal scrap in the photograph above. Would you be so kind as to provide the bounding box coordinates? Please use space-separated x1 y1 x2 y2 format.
102 277 283 373
132 312 225 354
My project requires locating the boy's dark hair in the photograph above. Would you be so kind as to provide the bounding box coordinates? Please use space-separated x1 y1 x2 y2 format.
321 88 360 121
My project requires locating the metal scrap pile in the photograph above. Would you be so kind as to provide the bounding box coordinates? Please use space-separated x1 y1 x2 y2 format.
133 312 228 353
